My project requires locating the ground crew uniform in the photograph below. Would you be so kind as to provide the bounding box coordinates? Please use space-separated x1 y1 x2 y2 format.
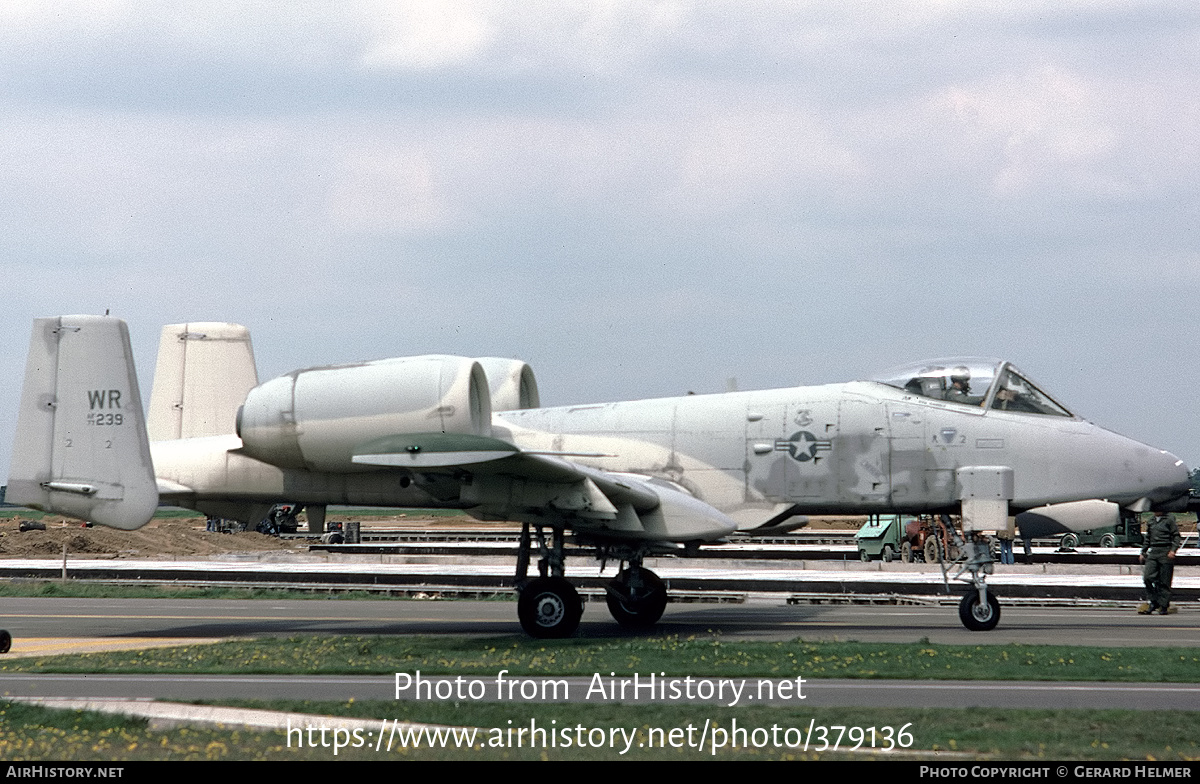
1140 513 1181 614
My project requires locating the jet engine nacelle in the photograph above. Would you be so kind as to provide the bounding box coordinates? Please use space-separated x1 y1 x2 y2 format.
475 357 540 411
237 355 492 472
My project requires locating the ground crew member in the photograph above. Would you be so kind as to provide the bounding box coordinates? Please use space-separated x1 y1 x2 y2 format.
1138 511 1181 615
995 525 1015 565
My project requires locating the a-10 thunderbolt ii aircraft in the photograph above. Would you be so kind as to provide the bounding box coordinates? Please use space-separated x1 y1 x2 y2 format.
7 316 1192 637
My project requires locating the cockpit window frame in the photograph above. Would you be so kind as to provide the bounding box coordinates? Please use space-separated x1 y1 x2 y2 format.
988 362 1074 418
873 358 1001 410
871 358 1076 419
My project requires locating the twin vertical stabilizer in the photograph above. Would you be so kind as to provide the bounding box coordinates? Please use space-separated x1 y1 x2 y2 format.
146 322 259 441
7 316 158 529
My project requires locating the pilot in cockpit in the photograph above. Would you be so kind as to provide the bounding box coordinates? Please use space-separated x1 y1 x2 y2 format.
878 359 1073 417
944 366 972 404
992 386 1019 410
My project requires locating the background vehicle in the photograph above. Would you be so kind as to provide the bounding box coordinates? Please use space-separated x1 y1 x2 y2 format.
1058 513 1143 549
855 514 906 562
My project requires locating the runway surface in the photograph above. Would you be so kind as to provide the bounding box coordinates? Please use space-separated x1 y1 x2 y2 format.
3 595 1198 648
2 597 1197 712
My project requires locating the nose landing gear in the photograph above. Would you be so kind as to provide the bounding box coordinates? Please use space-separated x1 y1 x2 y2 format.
936 515 1002 632
959 587 1001 631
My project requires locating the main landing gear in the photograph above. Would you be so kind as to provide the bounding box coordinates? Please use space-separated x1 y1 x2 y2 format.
513 523 669 638
606 566 668 629
517 577 582 639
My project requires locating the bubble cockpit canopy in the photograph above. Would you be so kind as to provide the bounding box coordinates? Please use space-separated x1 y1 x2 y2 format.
871 357 1073 417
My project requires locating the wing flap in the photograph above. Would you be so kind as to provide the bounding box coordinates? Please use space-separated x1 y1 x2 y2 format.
348 433 735 541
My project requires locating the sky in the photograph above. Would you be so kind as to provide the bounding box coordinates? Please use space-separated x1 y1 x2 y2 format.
2 1 1199 482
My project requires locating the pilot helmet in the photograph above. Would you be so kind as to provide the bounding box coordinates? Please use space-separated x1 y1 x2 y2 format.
951 366 971 387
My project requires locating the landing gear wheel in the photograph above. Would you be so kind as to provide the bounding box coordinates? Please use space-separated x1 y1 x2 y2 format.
900 542 913 563
1060 533 1079 549
958 589 1001 631
0 630 10 654
606 568 668 629
518 577 582 638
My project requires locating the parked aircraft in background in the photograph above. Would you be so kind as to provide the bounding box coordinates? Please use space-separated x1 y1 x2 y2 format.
8 316 1192 637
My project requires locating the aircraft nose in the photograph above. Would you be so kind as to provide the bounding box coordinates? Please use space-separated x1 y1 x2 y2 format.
1090 427 1191 510
1148 447 1191 508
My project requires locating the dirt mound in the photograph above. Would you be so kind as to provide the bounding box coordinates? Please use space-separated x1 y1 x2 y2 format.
0 515 308 558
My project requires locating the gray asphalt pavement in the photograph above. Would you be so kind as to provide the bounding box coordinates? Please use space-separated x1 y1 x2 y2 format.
3 595 1198 647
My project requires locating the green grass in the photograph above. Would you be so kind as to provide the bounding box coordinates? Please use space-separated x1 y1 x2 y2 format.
4 636 1199 760
1 699 1196 760
4 634 1200 682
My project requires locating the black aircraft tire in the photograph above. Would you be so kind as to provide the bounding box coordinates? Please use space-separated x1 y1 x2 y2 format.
606 569 668 629
0 629 10 654
518 577 582 638
958 590 1001 632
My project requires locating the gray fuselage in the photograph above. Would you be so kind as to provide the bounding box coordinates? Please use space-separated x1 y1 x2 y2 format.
495 380 1189 520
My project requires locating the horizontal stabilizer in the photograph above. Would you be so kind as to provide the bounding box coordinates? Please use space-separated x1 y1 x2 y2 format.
7 316 158 529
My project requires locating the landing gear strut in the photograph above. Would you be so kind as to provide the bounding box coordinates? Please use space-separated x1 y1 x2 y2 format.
515 523 583 638
938 515 1002 632
511 523 672 636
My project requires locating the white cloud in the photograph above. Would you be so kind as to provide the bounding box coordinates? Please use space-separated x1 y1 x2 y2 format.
324 146 454 233
2 1 1200 478
360 0 493 71
938 66 1121 199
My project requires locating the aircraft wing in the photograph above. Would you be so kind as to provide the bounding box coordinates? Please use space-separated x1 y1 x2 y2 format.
352 434 736 542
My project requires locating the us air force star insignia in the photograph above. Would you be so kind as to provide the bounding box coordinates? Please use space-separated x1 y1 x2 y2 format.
775 431 833 462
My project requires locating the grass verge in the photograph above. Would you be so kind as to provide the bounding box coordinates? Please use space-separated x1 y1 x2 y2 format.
3 634 1200 682
2 699 1196 760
